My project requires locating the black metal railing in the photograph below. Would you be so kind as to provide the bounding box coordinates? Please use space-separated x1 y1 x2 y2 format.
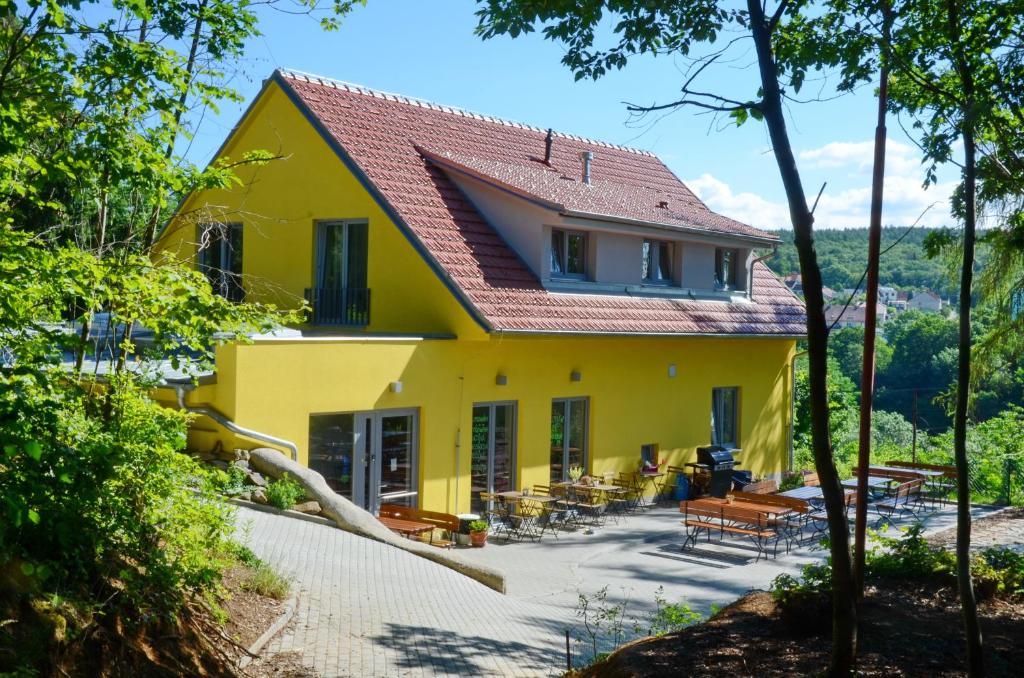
304 287 371 326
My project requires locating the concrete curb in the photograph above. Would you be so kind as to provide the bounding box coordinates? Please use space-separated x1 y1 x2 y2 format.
227 497 335 528
237 593 298 670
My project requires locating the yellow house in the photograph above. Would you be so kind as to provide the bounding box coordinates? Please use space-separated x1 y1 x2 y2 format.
155 70 805 516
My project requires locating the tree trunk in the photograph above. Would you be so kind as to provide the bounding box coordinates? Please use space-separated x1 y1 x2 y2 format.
945 0 984 671
854 60 888 599
955 121 984 678
747 1 857 672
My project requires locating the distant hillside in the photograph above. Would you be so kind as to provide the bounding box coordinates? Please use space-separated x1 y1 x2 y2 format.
765 227 960 296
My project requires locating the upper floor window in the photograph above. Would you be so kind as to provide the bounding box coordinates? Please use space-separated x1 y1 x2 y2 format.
310 220 370 326
197 222 244 302
551 229 587 278
642 240 673 285
711 387 739 448
715 248 739 290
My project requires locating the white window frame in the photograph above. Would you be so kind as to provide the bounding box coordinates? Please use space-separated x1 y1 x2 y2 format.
642 239 674 285
551 228 588 279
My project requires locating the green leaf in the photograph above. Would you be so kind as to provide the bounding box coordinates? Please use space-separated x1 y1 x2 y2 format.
24 441 42 460
27 509 40 524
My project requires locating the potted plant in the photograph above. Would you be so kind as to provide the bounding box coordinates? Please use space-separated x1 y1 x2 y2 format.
468 520 489 547
568 466 584 483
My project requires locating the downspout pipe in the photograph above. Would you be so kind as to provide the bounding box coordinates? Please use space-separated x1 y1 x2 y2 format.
789 349 808 471
748 246 778 300
173 383 298 461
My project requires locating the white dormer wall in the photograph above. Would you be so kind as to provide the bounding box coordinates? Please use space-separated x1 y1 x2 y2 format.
447 168 755 297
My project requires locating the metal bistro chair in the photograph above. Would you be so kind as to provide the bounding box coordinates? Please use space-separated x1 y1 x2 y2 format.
575 486 609 527
615 472 644 512
531 485 567 537
505 495 543 542
479 492 512 541
600 472 631 521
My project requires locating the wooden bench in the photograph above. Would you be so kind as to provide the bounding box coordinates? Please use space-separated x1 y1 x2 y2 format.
887 461 958 505
887 460 958 480
680 500 780 561
873 479 926 525
378 503 460 548
742 478 779 494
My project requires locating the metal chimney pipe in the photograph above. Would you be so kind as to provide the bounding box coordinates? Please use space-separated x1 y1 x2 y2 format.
544 129 553 164
580 151 593 184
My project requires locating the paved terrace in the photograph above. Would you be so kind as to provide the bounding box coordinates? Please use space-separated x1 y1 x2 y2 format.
236 502 996 677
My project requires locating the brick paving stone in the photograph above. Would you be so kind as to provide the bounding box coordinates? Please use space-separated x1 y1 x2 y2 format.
236 506 565 677
238 501 995 676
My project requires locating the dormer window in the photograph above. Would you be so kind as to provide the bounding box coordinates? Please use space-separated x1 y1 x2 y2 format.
715 248 738 290
551 229 587 279
642 240 673 285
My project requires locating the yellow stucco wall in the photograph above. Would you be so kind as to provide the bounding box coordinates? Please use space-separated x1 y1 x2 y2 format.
155 80 484 339
153 77 798 514
160 335 795 513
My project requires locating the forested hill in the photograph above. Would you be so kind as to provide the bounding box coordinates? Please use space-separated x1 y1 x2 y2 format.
765 227 958 295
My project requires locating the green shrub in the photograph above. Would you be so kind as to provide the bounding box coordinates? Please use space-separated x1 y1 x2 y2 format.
978 547 1024 597
864 525 956 580
468 520 488 533
265 474 304 510
648 587 702 636
240 561 290 601
778 472 805 492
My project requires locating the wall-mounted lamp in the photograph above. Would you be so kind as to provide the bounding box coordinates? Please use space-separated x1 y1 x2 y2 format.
495 374 508 386
570 370 582 382
668 364 677 378
389 381 403 393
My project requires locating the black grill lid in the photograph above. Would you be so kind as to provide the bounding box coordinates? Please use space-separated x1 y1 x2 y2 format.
697 445 735 467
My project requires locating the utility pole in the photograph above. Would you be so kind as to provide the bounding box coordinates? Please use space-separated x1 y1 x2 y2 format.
853 5 890 600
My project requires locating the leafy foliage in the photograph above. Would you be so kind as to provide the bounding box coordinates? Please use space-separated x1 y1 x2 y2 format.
768 227 969 296
265 473 305 510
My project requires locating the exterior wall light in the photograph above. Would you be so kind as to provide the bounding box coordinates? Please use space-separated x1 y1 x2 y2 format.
495 374 508 386
389 381 403 393
570 370 582 382
668 364 677 378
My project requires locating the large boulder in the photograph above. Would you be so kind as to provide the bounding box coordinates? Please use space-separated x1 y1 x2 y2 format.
247 448 506 593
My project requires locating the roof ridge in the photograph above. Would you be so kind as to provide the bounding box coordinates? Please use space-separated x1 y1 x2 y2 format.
277 68 656 157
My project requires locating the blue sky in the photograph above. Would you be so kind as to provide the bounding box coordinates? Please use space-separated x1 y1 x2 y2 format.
188 0 958 231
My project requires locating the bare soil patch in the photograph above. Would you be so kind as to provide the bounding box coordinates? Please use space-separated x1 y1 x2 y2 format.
579 583 1024 677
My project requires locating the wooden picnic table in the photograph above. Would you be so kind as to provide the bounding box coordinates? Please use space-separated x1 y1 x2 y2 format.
377 515 434 539
870 464 945 478
778 485 825 500
682 496 792 517
842 476 891 490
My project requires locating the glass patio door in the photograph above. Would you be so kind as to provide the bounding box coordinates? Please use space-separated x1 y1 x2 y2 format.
309 409 418 513
470 403 517 514
550 398 588 483
355 409 418 513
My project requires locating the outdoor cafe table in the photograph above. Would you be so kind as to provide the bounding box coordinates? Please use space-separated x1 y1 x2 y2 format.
636 472 665 509
495 491 556 503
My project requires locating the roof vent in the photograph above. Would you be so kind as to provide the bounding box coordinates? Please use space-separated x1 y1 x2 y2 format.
580 151 593 185
544 129 553 165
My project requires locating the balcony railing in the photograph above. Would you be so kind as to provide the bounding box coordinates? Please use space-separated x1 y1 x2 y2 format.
304 287 370 326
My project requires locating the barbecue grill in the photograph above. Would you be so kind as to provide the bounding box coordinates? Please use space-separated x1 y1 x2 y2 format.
687 445 741 498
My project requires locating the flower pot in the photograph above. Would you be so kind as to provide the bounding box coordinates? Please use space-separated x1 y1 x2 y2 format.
470 530 488 547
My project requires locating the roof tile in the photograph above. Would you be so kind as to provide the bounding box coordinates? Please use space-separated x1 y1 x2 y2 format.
278 71 805 336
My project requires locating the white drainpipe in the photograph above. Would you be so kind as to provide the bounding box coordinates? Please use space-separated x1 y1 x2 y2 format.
748 247 777 300
173 383 298 461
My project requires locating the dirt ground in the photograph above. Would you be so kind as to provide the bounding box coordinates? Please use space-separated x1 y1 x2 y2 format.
580 509 1024 677
218 566 320 677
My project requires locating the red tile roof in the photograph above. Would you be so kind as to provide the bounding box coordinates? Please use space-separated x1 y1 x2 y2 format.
275 70 805 336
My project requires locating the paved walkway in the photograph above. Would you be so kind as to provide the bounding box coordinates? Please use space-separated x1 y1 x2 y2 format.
236 501 996 677
236 507 565 677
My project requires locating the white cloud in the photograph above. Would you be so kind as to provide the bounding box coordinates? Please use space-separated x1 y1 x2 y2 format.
686 138 957 230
